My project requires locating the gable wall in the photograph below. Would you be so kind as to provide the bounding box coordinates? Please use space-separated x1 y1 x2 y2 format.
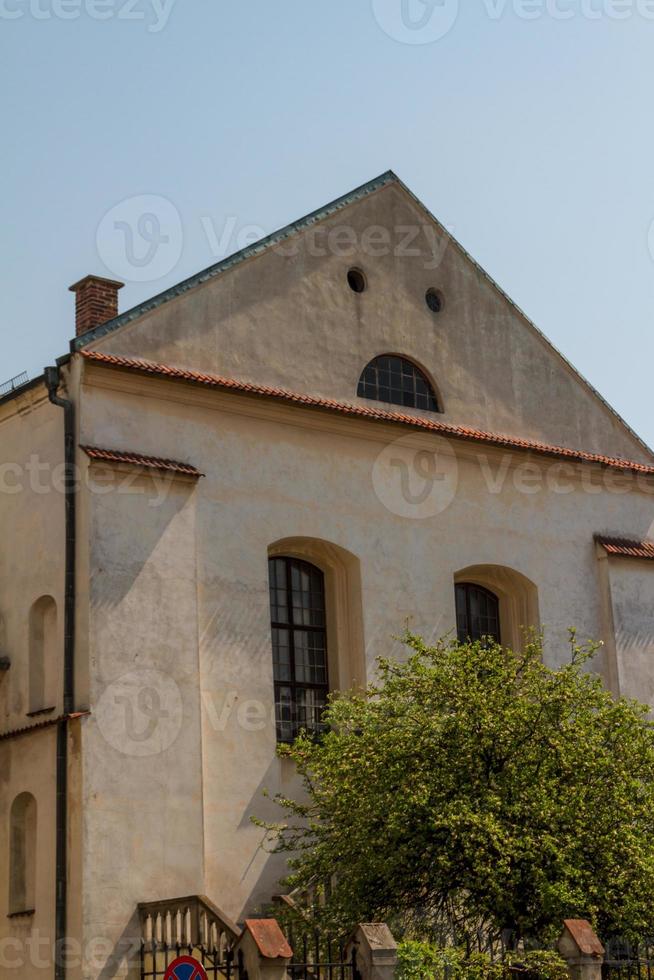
89 182 649 463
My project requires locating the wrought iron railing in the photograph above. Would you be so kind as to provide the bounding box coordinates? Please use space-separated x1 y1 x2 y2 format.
0 372 29 398
286 927 358 980
603 938 654 980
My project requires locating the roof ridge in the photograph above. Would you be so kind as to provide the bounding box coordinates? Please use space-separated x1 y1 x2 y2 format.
81 350 654 478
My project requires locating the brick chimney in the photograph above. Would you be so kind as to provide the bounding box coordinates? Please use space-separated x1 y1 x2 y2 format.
69 275 124 337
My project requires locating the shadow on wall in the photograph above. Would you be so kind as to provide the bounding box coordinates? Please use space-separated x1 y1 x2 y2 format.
88 472 198 611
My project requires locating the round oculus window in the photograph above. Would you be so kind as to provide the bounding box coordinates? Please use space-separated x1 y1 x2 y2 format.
347 268 367 294
426 288 443 313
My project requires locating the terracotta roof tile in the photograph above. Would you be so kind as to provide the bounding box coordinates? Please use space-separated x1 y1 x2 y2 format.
243 920 293 959
81 350 654 477
0 712 89 743
562 919 605 957
595 536 654 560
81 445 203 478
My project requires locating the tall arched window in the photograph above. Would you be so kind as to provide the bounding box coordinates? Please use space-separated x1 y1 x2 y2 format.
357 355 440 412
9 793 37 915
29 596 58 714
455 583 501 644
268 557 329 743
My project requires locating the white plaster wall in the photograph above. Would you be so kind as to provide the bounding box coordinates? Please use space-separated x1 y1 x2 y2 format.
0 391 69 977
607 559 654 705
0 727 57 979
77 367 654 976
0 394 65 729
80 469 205 979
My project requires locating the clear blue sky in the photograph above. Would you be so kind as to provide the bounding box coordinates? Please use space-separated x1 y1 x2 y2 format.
2 1 653 447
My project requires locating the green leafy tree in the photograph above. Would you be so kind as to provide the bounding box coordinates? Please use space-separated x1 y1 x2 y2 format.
261 632 654 943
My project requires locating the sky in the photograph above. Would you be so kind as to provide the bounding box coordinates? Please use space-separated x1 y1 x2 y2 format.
1 0 653 446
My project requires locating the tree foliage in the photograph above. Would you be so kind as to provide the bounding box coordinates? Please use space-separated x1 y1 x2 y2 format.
396 941 568 980
261 632 654 942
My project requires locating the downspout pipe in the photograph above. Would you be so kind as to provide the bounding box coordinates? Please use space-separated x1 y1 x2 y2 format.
44 365 76 980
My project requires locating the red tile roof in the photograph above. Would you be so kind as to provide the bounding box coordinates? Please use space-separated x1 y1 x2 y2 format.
596 537 654 560
81 445 203 478
81 350 654 477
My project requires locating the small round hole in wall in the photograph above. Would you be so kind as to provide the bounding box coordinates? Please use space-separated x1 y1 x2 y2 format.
426 288 444 314
347 268 367 294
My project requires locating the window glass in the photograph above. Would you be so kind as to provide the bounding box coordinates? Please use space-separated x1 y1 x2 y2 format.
455 583 501 644
269 557 329 742
357 355 439 412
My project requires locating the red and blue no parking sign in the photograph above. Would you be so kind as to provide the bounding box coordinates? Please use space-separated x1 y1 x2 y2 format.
164 956 208 980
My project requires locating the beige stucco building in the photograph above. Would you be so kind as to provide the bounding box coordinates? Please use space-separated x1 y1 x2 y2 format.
1 172 654 979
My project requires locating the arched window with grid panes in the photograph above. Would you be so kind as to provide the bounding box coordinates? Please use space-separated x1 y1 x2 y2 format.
268 557 329 743
357 355 440 411
455 583 501 644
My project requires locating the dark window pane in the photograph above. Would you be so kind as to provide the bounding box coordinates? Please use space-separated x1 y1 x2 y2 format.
269 557 329 743
357 355 439 412
272 628 292 681
455 583 501 644
268 559 289 623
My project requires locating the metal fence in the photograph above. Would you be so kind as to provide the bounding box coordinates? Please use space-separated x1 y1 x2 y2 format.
286 928 359 980
603 939 654 980
140 940 246 980
0 372 28 397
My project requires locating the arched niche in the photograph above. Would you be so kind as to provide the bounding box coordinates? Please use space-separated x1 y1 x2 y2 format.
9 792 37 915
453 564 540 651
268 537 366 693
28 596 58 713
0 612 7 672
